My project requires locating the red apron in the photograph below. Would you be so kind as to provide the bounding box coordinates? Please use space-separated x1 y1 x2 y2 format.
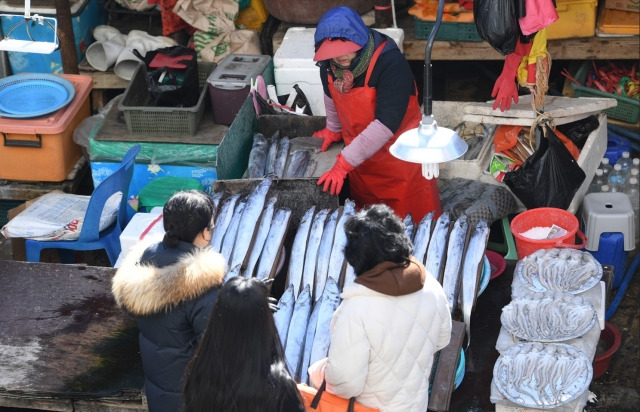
329 43 441 221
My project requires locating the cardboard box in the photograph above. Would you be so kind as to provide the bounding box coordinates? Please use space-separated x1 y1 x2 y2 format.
604 0 639 12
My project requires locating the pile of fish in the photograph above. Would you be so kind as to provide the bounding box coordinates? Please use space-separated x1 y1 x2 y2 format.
407 211 490 348
517 248 603 294
500 292 597 342
493 342 592 408
273 199 357 383
274 207 492 383
209 176 292 281
248 131 316 179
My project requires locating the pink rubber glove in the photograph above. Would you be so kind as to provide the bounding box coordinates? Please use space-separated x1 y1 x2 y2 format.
313 127 343 152
491 52 522 112
317 154 354 195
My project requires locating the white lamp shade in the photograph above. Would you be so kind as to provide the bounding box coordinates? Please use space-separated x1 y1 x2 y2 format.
390 115 468 164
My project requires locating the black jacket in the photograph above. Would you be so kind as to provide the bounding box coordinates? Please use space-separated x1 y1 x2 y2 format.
112 238 226 412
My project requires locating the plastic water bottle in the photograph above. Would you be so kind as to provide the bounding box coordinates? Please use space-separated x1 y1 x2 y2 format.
600 157 613 181
625 168 639 192
589 169 605 193
616 151 632 174
600 184 610 193
609 164 626 192
623 177 639 243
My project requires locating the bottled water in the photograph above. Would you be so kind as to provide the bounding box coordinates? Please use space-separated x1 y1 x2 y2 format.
615 151 632 174
608 164 626 192
600 184 610 193
623 177 639 243
600 157 613 181
625 169 639 192
589 169 605 193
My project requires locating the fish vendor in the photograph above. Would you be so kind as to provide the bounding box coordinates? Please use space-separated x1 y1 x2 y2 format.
312 6 440 222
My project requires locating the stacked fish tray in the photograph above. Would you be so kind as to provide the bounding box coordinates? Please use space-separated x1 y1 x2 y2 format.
491 248 606 411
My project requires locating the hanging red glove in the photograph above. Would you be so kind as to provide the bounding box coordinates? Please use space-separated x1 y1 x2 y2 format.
491 52 523 112
313 127 343 152
317 154 354 195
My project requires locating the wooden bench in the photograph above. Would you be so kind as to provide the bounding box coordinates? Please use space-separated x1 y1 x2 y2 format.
428 320 466 412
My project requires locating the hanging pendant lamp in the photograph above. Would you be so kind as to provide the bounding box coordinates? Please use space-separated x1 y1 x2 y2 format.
389 0 468 179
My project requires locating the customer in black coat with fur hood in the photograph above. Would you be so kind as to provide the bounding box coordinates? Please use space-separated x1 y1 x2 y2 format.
112 190 226 412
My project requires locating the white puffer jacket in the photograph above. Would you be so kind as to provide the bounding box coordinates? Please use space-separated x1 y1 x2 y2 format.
321 258 452 412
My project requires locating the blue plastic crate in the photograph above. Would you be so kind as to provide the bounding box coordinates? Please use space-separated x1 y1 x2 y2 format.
0 0 107 74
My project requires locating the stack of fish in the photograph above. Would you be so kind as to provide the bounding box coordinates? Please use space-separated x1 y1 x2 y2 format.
274 205 491 383
248 131 317 179
407 211 490 348
273 199 357 383
209 176 293 281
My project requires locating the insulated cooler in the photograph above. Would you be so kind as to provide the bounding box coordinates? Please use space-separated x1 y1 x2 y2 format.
207 54 272 125
0 74 93 182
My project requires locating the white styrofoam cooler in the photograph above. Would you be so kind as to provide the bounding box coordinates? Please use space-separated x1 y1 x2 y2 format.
274 27 405 116
115 208 165 267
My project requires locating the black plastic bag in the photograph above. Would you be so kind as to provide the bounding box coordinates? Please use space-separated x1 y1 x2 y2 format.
556 114 599 150
255 84 313 116
133 45 199 108
504 124 586 209
474 0 520 55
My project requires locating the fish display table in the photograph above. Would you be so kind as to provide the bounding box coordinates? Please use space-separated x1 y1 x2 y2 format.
490 260 606 412
0 260 145 411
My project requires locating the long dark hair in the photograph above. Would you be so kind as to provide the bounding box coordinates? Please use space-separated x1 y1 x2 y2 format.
162 190 214 246
182 277 303 412
343 203 413 275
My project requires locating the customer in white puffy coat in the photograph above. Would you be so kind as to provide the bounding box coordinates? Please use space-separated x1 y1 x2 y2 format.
308 204 452 412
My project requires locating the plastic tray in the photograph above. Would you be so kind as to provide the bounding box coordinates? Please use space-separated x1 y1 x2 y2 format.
571 61 640 124
118 61 216 137
414 18 482 41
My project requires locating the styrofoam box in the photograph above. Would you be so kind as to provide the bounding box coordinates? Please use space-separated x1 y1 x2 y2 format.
116 210 165 268
273 27 405 116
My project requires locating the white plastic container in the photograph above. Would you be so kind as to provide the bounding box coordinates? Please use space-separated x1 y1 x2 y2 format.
116 209 165 267
273 27 405 116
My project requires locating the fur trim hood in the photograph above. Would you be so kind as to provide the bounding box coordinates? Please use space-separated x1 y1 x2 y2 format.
112 239 227 316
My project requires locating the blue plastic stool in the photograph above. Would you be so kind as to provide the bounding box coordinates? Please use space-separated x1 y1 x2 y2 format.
487 216 519 261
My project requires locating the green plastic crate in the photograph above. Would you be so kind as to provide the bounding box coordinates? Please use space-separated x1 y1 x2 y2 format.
571 62 640 124
414 18 482 42
118 61 216 137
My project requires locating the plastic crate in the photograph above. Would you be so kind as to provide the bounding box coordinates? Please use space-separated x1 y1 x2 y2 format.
118 61 216 137
571 62 640 124
414 18 482 41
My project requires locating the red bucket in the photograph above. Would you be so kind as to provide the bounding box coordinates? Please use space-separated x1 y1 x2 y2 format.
510 207 587 260
593 322 622 379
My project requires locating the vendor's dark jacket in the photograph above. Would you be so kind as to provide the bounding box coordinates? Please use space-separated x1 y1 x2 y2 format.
112 238 226 412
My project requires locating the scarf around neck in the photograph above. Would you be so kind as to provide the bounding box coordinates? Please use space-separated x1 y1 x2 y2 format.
330 32 375 94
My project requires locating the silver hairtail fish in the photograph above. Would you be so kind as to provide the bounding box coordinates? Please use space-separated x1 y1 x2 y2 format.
309 277 341 368
441 214 469 315
265 130 280 176
327 200 356 288
284 149 311 178
302 209 330 301
412 210 435 265
243 195 277 278
210 193 240 253
230 177 273 271
255 207 291 280
284 284 312 381
403 213 415 241
220 200 246 262
288 206 315 298
300 295 323 384
461 220 489 349
425 211 451 283
248 133 269 178
273 136 290 178
274 284 296 347
314 209 339 301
